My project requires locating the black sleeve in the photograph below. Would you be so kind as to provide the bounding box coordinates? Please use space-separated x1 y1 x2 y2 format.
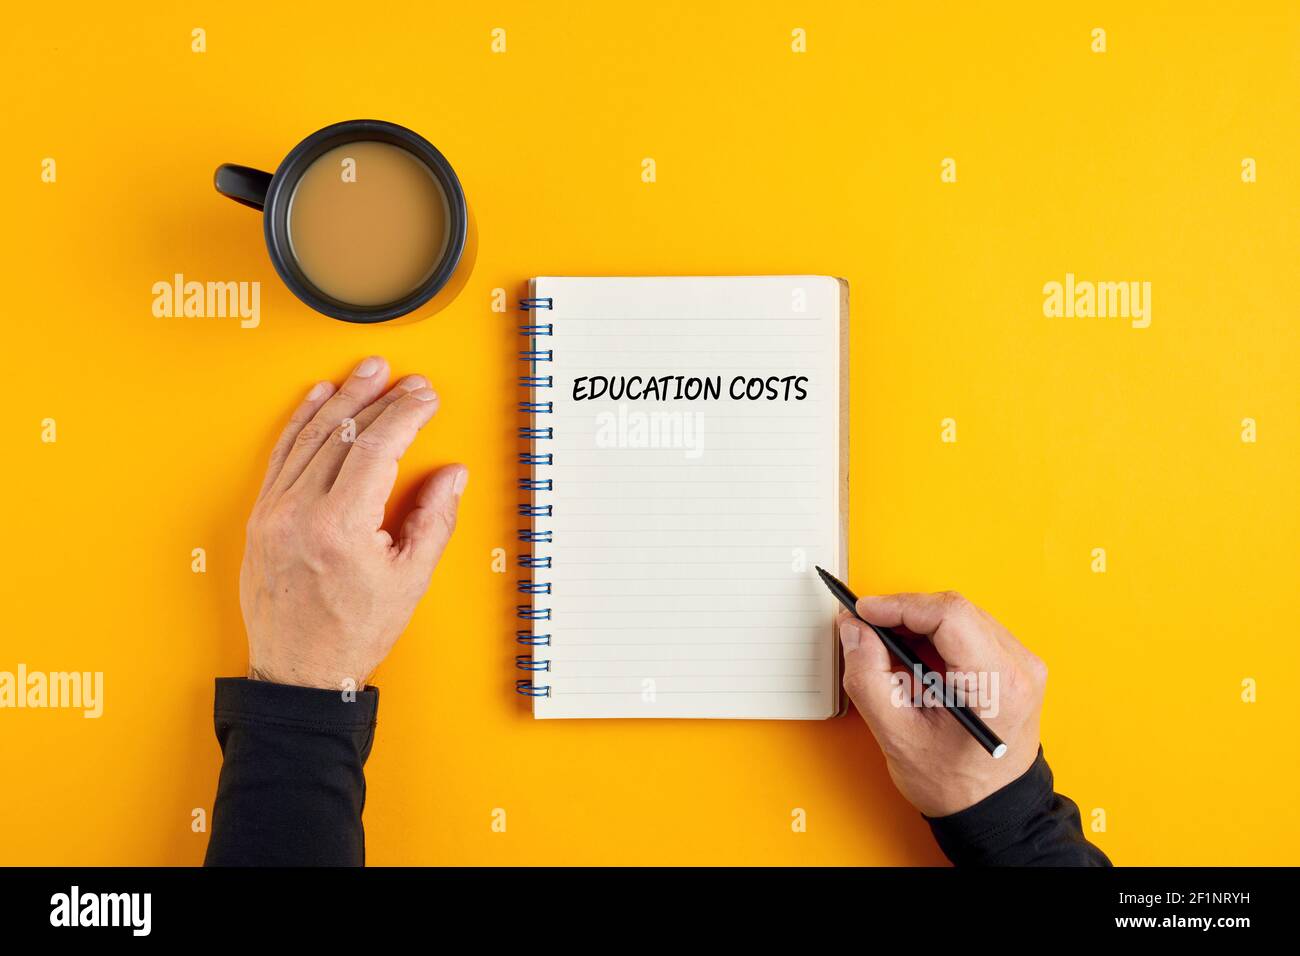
204 677 379 867
924 747 1111 867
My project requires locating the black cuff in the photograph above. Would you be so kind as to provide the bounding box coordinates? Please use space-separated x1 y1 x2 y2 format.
925 747 1054 861
213 676 379 731
923 746 1110 866
204 677 380 867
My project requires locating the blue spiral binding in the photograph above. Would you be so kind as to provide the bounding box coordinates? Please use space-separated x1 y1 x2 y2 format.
516 294 554 698
515 679 549 697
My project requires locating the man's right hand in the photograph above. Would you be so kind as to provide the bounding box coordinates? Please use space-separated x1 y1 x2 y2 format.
838 591 1048 818
239 356 467 693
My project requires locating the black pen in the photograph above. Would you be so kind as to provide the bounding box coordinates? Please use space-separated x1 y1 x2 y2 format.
815 566 1007 759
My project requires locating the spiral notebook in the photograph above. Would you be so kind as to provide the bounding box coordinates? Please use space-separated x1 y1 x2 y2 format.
516 276 849 719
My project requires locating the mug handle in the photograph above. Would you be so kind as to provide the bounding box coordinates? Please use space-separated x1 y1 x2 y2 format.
214 164 273 211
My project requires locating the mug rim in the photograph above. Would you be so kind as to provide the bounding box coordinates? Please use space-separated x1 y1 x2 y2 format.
262 119 467 324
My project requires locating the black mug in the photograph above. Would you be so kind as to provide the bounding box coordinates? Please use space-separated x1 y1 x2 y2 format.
215 119 467 324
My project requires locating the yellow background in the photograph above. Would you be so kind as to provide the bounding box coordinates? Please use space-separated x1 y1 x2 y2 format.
3 1 1297 865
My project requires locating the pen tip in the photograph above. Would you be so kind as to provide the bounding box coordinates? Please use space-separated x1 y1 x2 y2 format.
814 565 827 576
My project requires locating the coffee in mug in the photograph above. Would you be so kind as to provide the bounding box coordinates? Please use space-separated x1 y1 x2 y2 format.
288 141 450 307
214 120 467 323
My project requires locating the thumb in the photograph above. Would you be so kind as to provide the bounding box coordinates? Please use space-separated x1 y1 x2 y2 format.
857 591 1002 676
396 464 468 575
839 612 920 739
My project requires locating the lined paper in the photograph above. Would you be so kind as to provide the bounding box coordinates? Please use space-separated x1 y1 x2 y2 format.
528 276 844 719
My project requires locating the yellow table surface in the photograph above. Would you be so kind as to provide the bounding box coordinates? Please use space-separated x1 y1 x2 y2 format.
3 2 1297 865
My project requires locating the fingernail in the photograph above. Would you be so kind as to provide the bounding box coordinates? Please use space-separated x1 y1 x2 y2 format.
839 618 863 653
397 374 427 391
452 467 469 495
411 387 438 402
306 381 332 401
353 356 383 378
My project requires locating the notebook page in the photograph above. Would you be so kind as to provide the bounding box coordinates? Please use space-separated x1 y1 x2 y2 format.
528 276 844 719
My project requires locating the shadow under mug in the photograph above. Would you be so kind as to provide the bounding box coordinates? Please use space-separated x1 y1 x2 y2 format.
214 119 468 324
